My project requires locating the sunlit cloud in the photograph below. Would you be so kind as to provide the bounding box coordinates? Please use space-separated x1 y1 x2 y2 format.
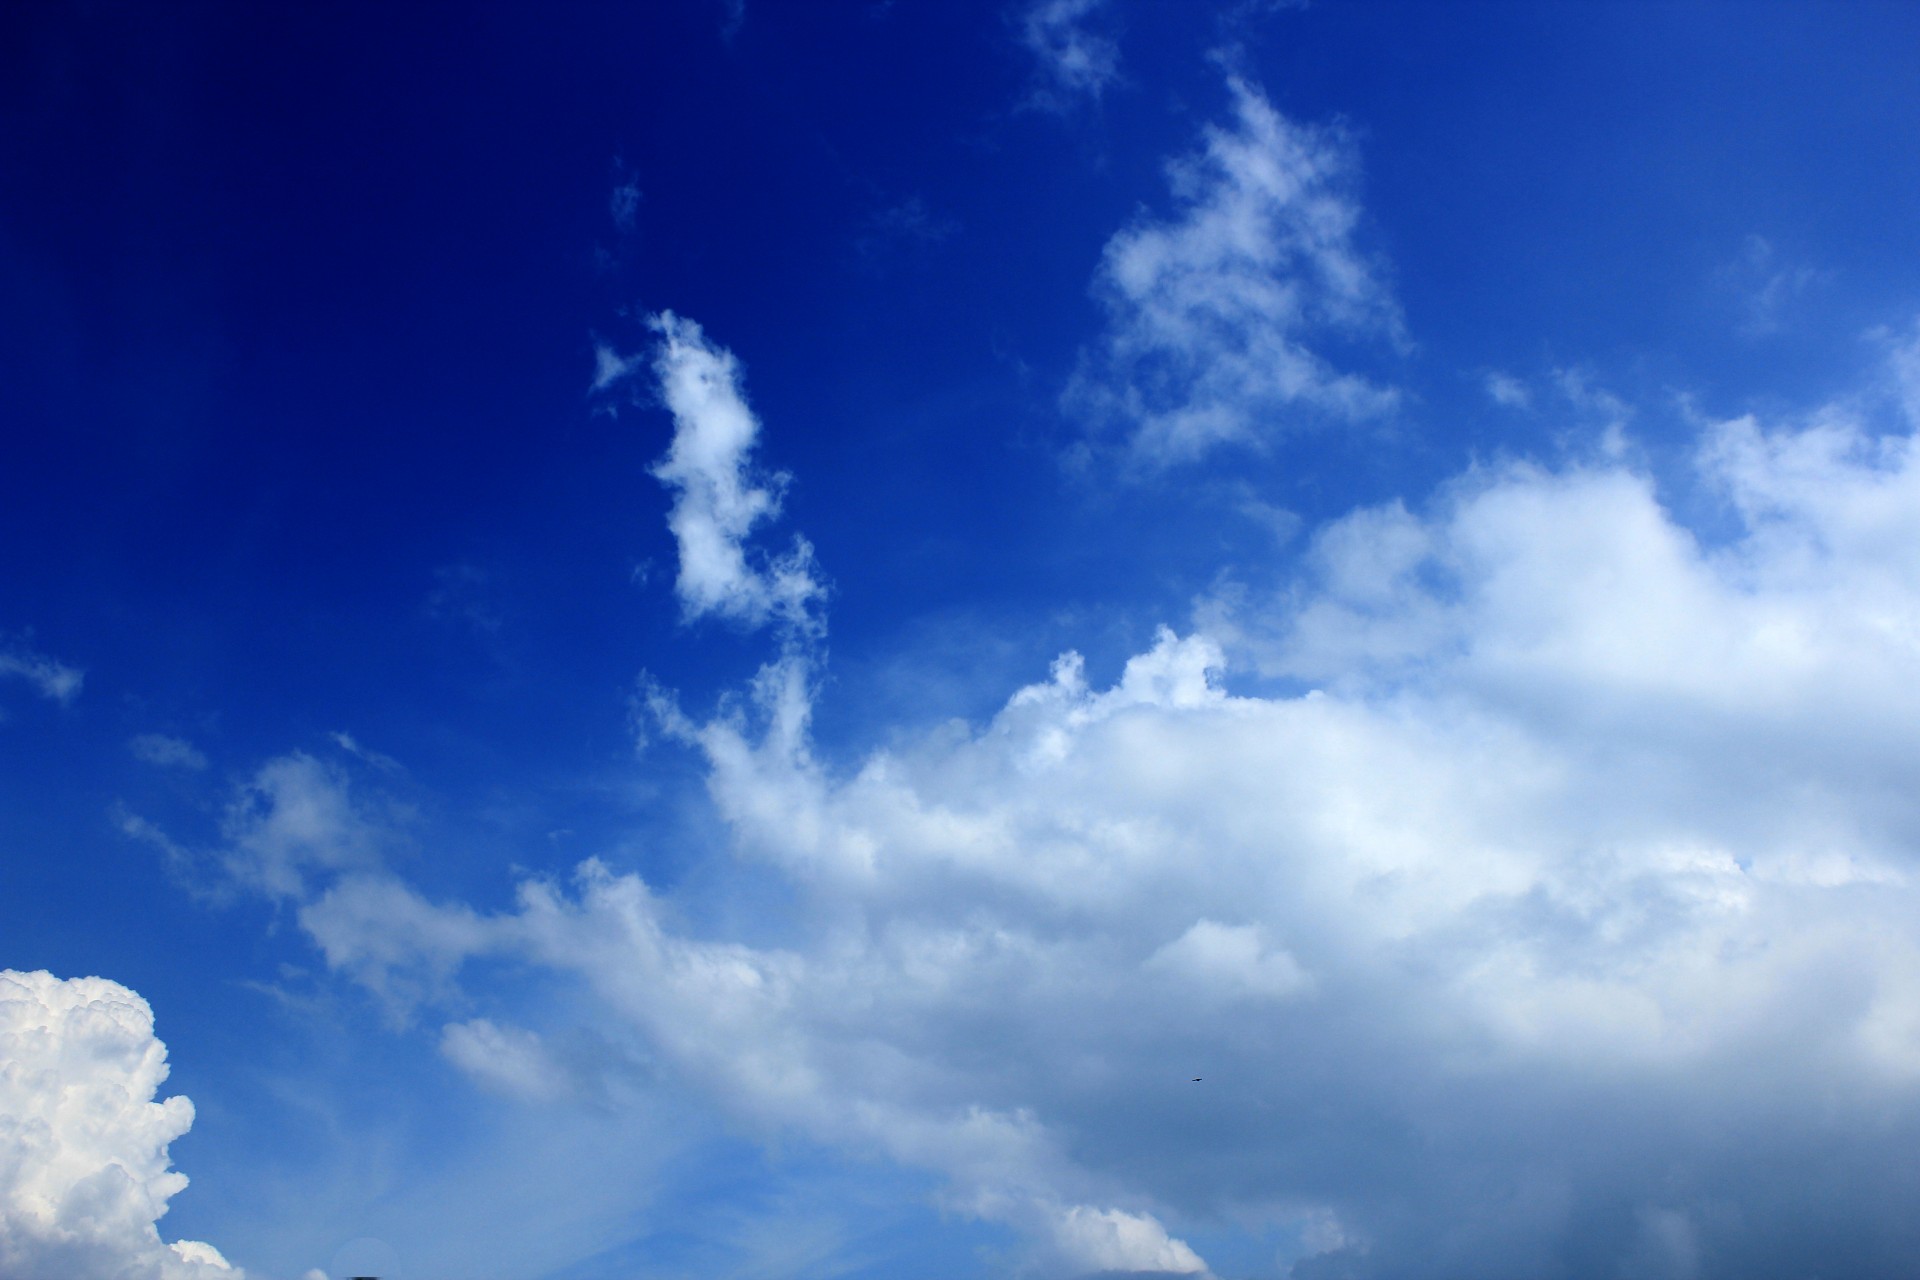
0 970 237 1280
188 308 1905 1275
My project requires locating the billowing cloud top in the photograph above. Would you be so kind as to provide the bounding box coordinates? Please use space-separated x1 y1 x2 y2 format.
0 970 236 1280
267 313 1920 1276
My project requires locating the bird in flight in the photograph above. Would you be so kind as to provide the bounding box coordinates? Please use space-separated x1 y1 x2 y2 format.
1191 1077 1202 1082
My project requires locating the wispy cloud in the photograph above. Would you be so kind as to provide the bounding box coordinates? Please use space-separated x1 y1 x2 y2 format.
1484 370 1531 409
606 159 645 237
1018 0 1121 111
1719 234 1830 336
129 733 209 770
1066 76 1403 466
854 195 958 265
218 752 392 901
0 634 82 706
0 969 237 1279
330 730 401 774
425 561 506 634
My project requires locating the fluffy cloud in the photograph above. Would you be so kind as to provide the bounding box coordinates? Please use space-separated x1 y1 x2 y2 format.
0 636 82 707
220 752 390 901
603 312 825 634
270 322 1920 1276
1066 77 1402 465
1019 0 1121 110
0 971 237 1280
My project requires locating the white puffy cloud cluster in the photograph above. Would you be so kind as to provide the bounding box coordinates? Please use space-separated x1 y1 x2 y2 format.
0 970 237 1280
297 326 1920 1277
1067 77 1402 465
178 313 1920 1277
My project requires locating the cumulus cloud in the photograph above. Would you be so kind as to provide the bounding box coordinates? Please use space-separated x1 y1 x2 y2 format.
279 323 1920 1277
1019 0 1121 110
0 635 82 707
1066 76 1402 465
440 1019 568 1102
642 311 825 634
0 970 237 1280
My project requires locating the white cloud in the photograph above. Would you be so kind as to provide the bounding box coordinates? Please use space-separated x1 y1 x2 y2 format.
328 730 400 774
298 327 1920 1276
591 342 644 394
440 1019 568 1102
642 311 825 634
1484 371 1531 409
219 753 388 900
129 734 209 771
1019 0 1121 110
0 636 82 706
0 970 238 1280
1066 76 1402 465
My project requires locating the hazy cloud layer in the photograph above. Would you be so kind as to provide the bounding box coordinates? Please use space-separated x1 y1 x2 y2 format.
0 971 237 1280
1067 77 1402 465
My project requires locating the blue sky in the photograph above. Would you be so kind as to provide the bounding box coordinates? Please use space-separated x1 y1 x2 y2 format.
6 2 1920 1277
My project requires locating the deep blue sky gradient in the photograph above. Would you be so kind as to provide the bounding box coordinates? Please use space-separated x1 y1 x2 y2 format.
7 3 1920 1277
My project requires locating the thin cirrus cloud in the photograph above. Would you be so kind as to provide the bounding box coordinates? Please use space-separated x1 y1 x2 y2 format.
1719 234 1830 337
273 317 1920 1278
1019 0 1122 111
0 970 238 1280
0 635 82 708
1066 76 1403 467
129 733 209 771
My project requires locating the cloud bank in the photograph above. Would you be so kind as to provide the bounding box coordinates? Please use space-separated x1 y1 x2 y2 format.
1068 77 1401 466
0 971 236 1280
196 319 1920 1277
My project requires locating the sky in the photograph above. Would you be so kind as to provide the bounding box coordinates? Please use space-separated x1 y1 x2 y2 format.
6 1 1920 1277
